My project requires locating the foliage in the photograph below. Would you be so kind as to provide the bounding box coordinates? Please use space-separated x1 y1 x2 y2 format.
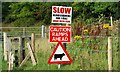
2 2 120 26
1 2 119 70
71 17 85 37
4 37 117 70
2 35 119 70
67 37 118 70
11 17 36 27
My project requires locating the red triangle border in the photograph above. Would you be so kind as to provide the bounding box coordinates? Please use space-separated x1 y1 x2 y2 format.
48 42 72 64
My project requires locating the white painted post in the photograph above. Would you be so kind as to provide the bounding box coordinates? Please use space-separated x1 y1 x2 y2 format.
108 37 112 71
3 32 7 61
58 64 61 69
41 25 44 38
110 16 113 27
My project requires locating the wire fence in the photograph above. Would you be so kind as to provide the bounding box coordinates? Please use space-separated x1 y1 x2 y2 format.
1 19 120 70
1 26 43 37
67 36 119 70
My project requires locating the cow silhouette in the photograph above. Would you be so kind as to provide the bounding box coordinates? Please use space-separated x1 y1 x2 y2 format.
54 53 65 60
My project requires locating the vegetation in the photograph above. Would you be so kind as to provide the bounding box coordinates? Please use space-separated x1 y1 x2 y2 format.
1 2 119 71
4 37 117 70
2 2 120 26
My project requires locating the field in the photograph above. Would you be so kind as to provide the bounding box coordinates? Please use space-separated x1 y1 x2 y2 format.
0 41 7 71
1 2 120 71
1 21 120 70
0 41 2 71
1 37 119 70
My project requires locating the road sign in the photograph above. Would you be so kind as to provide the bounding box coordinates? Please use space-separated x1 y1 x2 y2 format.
52 6 72 24
48 42 72 64
49 25 71 42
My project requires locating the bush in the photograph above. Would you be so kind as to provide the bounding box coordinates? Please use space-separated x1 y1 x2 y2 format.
71 18 85 37
11 17 36 27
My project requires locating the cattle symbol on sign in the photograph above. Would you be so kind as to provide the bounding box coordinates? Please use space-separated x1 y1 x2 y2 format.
48 42 72 64
54 53 65 60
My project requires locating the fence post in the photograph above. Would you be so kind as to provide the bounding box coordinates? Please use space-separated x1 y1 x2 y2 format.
41 25 44 38
8 51 14 70
23 28 26 37
11 53 14 70
3 32 7 61
27 43 36 65
19 37 23 63
58 64 61 69
110 16 113 28
31 33 35 52
118 19 120 70
63 24 69 49
8 51 11 70
45 26 47 38
108 37 112 71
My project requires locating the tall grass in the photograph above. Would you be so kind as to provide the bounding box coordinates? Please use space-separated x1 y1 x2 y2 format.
66 37 119 70
16 37 119 70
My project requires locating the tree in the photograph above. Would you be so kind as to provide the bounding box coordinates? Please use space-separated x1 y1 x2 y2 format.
2 2 119 26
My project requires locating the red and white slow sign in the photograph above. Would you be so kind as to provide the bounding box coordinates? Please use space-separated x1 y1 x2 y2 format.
52 6 72 24
49 25 71 42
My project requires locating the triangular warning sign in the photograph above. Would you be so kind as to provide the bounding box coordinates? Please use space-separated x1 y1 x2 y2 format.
48 42 72 64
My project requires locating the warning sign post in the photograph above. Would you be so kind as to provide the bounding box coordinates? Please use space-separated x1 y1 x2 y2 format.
49 25 71 43
48 6 72 65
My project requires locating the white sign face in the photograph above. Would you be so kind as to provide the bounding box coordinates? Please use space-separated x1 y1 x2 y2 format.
52 6 72 24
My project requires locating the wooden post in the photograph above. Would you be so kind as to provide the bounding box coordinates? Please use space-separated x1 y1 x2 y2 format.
45 26 47 38
108 37 112 71
63 43 66 49
8 51 11 70
19 43 37 67
19 37 23 63
23 28 26 37
118 19 120 70
27 42 36 65
8 52 14 70
3 32 7 61
63 24 69 49
19 52 30 67
7 37 12 64
22 38 25 59
14 50 19 67
31 33 35 52
11 53 14 70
